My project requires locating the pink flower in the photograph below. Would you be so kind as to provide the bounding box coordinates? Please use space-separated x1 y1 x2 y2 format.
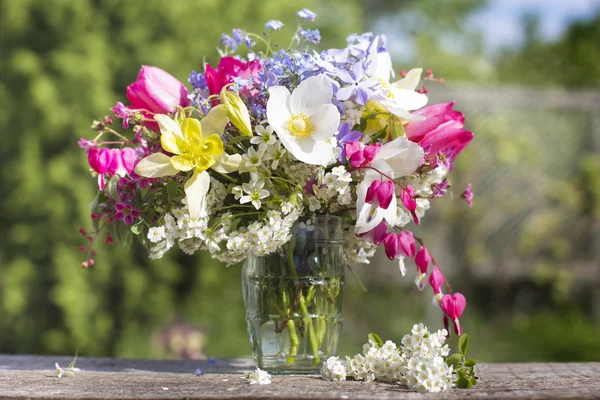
126 66 190 114
429 266 444 300
415 246 431 274
345 142 381 169
88 147 110 189
365 180 394 210
440 293 466 336
114 203 140 225
401 185 419 225
405 102 473 170
461 183 473 207
371 220 388 245
117 178 137 203
383 232 400 260
397 230 416 258
205 57 262 95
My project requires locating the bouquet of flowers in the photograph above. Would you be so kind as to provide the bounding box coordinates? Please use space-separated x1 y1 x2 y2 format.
80 9 473 342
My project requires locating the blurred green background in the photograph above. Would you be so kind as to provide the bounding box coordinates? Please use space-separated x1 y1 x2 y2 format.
1 0 599 362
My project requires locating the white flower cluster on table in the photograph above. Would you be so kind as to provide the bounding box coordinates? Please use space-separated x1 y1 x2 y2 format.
246 368 272 385
321 323 454 393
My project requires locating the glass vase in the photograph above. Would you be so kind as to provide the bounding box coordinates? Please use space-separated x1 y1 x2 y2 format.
242 215 345 374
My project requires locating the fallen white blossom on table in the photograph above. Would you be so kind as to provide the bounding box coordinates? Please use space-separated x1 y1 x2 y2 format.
320 324 455 393
247 368 272 385
55 352 80 378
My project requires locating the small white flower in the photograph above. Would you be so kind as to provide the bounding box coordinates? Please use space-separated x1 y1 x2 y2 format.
243 146 265 168
240 181 270 210
263 141 286 169
148 226 166 243
247 368 271 385
232 185 243 200
321 356 347 381
251 125 277 149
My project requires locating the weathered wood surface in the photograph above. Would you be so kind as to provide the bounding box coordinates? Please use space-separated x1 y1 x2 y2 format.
0 356 598 399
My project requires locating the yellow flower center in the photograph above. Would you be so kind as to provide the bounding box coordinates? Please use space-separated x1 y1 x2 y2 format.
377 78 394 99
286 113 314 138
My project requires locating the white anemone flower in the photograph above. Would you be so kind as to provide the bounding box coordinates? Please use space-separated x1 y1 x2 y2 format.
267 74 341 166
355 137 424 234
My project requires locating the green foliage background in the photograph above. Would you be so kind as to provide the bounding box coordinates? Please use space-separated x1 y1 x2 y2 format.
1 0 598 361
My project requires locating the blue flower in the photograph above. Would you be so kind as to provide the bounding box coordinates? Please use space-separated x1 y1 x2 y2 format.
195 368 204 376
220 33 238 50
188 71 207 90
335 62 380 105
297 8 316 21
265 20 284 31
299 28 320 44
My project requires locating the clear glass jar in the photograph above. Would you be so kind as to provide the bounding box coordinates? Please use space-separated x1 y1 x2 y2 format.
242 216 345 374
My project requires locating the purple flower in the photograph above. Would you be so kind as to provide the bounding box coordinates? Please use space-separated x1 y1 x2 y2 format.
461 183 473 207
335 62 379 105
265 20 284 31
114 203 140 225
78 137 95 150
117 177 137 203
431 180 449 198
337 123 363 161
220 33 238 50
297 8 316 21
194 368 204 376
188 71 207 90
299 28 320 44
110 102 131 129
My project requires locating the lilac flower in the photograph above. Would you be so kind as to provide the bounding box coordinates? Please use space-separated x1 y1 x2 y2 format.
265 20 284 31
220 33 238 50
114 203 140 225
337 123 363 161
232 29 245 43
117 177 137 203
110 102 131 129
258 69 278 89
335 62 380 105
297 8 316 21
299 28 320 44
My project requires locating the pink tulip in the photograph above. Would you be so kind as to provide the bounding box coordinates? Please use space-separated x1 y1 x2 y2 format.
205 57 262 95
126 66 190 114
397 231 416 258
383 232 400 260
440 293 466 336
415 246 431 274
405 102 473 171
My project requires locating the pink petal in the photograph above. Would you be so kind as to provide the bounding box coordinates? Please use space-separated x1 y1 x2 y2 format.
383 233 400 260
398 231 416 258
429 266 444 295
376 180 394 209
415 246 431 274
365 180 381 204
121 148 137 174
371 220 388 245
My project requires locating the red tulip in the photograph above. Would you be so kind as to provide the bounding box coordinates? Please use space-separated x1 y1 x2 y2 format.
205 57 262 95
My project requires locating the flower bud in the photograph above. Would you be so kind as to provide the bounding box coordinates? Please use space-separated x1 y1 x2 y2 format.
220 88 253 137
383 232 400 260
415 246 431 274
429 266 444 298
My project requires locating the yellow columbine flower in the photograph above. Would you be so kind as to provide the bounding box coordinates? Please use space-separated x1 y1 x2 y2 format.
135 106 242 218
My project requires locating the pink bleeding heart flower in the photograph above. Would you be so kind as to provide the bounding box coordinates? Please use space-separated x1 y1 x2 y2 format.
401 185 419 225
344 141 362 160
121 147 137 175
415 246 431 274
365 180 394 210
88 147 111 190
440 293 466 336
371 220 388 245
429 266 444 302
205 56 262 96
346 142 381 169
106 148 125 176
461 183 473 207
126 66 190 115
383 232 400 260
398 230 416 258
414 246 431 291
362 143 381 165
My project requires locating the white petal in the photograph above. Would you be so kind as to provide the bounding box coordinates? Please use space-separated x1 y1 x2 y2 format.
184 170 210 220
134 153 179 177
290 74 333 115
387 107 426 121
399 257 407 276
154 114 183 138
284 136 333 166
309 104 340 141
382 139 424 177
355 169 380 221
211 153 242 173
201 104 228 136
385 88 428 111
392 68 422 91
267 86 292 133
355 203 386 234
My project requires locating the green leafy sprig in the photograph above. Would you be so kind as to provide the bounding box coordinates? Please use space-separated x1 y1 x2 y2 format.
445 334 478 388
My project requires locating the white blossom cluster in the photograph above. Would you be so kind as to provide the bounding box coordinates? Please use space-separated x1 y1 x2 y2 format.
308 165 354 212
341 100 365 127
403 166 448 221
320 324 454 393
246 368 271 385
343 232 378 265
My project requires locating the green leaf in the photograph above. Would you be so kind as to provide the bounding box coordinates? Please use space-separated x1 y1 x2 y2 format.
470 377 478 386
446 353 462 367
227 135 250 145
456 376 472 389
130 222 143 235
368 333 384 348
106 175 120 202
167 179 179 199
465 358 478 367
456 369 468 379
458 334 470 357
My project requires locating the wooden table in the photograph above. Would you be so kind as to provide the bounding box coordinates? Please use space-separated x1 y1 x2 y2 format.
0 356 598 399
